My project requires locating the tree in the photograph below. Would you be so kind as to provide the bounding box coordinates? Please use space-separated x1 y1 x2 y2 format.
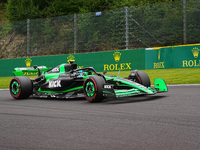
6 0 42 21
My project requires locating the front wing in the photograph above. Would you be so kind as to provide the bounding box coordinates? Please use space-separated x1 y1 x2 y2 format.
102 78 168 98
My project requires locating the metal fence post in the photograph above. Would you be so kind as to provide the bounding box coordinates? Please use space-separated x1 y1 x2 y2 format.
183 0 187 44
27 19 30 57
125 7 129 49
74 13 77 53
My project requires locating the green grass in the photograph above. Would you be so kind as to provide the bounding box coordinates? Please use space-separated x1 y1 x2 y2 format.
0 68 200 89
101 68 200 85
0 76 37 89
0 77 13 89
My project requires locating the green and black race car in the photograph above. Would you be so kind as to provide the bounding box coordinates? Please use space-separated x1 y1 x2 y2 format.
9 61 168 102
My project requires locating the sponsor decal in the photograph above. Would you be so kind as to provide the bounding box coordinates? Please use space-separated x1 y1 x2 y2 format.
104 63 131 71
51 67 59 72
67 55 75 63
23 72 38 76
104 51 132 71
192 47 200 58
77 66 84 69
49 80 61 88
153 50 165 69
104 84 112 89
67 55 83 69
158 50 161 61
25 58 32 67
23 58 37 75
113 51 121 62
182 47 200 68
183 60 200 67
154 62 165 69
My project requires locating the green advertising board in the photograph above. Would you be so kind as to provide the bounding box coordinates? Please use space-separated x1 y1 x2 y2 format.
173 45 200 68
0 44 199 77
145 44 200 69
145 47 173 69
0 49 145 77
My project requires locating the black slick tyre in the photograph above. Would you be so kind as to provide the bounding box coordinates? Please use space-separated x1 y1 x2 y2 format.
136 71 151 87
83 76 106 102
9 76 33 99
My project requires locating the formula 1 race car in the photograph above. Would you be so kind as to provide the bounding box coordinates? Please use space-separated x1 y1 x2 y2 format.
9 61 168 102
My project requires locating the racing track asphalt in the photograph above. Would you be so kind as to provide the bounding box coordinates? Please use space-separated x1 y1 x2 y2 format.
0 85 200 150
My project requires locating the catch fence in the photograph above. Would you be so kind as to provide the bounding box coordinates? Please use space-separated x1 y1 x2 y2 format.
0 0 199 59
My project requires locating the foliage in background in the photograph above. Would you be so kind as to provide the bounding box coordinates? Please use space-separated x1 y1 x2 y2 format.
0 0 199 58
6 0 42 21
0 2 7 24
3 0 181 22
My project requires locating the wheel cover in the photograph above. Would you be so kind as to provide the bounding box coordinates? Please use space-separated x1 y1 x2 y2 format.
85 81 95 97
11 81 20 95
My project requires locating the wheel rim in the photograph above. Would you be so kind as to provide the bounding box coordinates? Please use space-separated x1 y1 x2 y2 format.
11 81 20 95
85 81 95 97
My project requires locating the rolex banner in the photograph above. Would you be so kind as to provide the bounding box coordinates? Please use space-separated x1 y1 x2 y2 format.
173 45 200 68
0 49 145 77
145 47 173 69
145 44 200 69
0 44 200 77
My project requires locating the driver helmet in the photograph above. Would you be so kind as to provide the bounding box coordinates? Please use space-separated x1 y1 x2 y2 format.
77 70 84 76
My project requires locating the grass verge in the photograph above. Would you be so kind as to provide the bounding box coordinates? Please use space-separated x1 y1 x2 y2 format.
105 68 200 85
0 68 199 89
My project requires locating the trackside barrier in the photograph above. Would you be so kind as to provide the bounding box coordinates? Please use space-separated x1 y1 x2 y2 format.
0 49 145 77
145 44 200 69
145 47 173 69
0 44 200 77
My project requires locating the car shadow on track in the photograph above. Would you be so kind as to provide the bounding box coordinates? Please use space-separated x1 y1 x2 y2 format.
102 95 167 104
31 97 86 102
8 95 166 104
25 95 166 104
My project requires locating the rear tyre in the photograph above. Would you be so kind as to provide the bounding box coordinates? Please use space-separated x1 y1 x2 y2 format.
9 76 33 99
83 76 106 102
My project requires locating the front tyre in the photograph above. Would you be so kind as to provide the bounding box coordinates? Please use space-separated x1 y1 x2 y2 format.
128 70 151 87
137 71 151 87
9 76 33 99
83 76 106 102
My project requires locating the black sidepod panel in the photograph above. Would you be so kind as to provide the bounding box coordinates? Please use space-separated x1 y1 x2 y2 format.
40 75 83 92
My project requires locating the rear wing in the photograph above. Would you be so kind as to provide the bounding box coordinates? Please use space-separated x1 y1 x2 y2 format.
13 66 50 76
